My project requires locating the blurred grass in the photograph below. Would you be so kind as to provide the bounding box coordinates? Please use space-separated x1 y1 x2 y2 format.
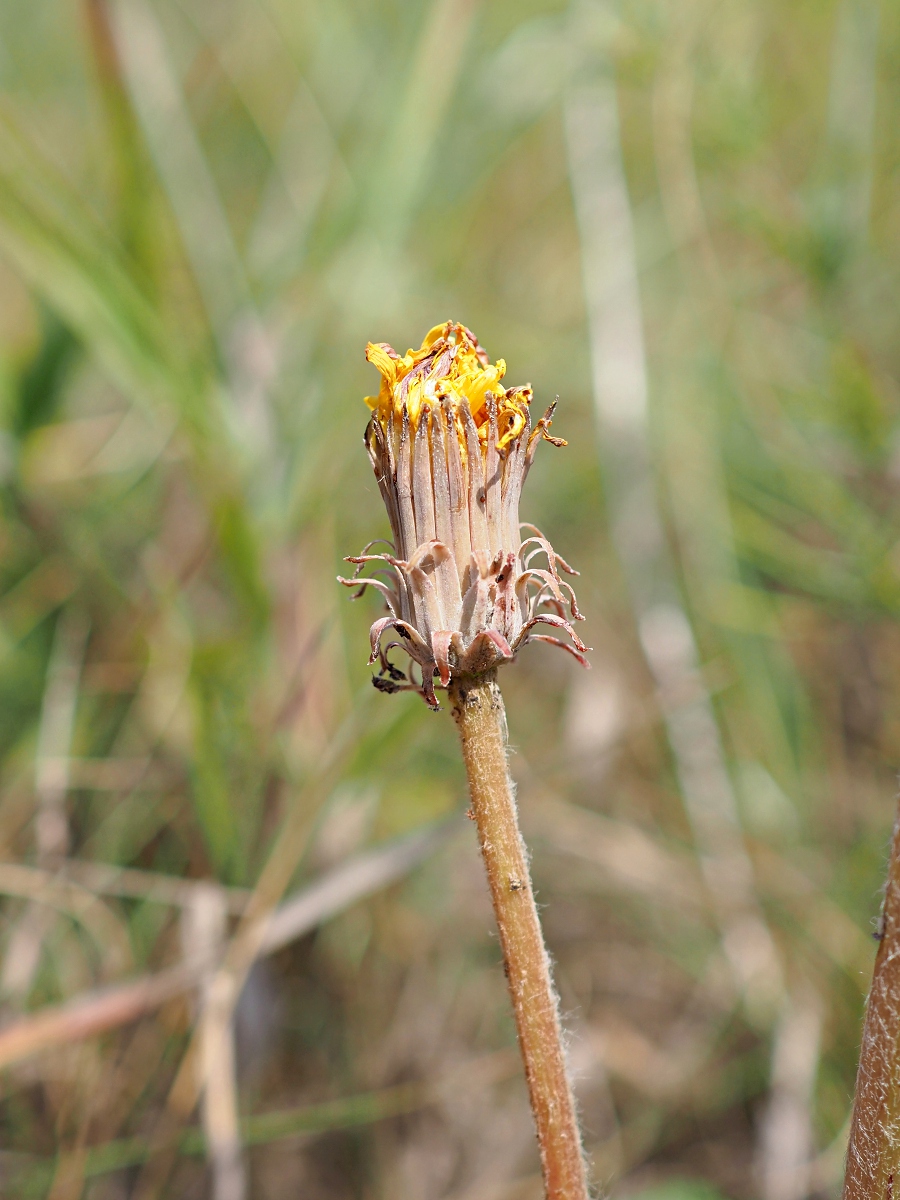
0 0 898 1197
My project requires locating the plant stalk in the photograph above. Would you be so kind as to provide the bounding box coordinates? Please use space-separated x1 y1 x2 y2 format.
448 672 589 1200
843 801 900 1199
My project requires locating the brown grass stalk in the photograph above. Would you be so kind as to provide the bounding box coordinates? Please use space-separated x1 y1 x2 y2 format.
843 802 900 1199
448 671 589 1200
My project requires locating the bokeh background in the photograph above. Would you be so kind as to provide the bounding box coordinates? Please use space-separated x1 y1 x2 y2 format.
0 0 897 1197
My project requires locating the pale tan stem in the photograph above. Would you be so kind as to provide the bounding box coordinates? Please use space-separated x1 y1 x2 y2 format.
449 672 589 1200
843 802 900 1200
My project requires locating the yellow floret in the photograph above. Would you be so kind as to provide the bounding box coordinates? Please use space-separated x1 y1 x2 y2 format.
364 321 531 454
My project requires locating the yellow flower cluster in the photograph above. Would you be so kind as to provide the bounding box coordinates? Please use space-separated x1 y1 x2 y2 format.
364 321 530 455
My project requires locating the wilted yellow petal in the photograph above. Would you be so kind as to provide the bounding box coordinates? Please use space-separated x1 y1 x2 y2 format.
363 321 530 459
365 342 400 384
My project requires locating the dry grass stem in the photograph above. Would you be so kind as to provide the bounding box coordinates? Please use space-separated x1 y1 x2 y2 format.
565 81 784 1028
182 884 246 1200
0 825 448 1071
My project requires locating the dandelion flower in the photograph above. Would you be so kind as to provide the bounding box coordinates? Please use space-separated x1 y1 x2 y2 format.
340 322 591 1200
340 320 588 708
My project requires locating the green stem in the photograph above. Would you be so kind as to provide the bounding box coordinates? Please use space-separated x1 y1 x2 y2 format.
448 672 589 1200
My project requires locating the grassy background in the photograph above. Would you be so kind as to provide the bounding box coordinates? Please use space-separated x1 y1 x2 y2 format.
0 0 897 1197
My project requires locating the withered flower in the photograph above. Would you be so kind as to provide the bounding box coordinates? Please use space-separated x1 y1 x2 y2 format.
341 322 593 1197
340 320 588 707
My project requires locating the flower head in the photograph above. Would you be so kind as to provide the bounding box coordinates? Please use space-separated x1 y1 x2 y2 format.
341 320 588 708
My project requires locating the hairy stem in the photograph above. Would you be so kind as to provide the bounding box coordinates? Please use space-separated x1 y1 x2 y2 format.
843 802 900 1200
449 672 589 1200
